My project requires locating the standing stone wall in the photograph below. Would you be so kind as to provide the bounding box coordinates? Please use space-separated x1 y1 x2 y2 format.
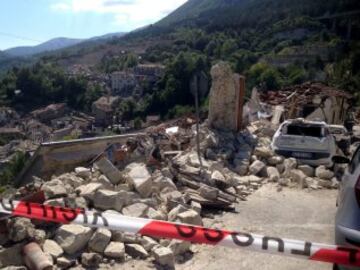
208 61 239 131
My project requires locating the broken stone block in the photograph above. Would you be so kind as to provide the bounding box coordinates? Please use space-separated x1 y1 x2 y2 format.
95 157 123 185
289 169 307 185
146 207 166 220
276 163 285 174
211 170 227 187
168 205 189 221
93 189 125 212
152 176 177 192
198 185 219 200
191 201 202 214
284 158 297 172
249 160 266 176
187 152 210 169
161 190 189 211
63 196 87 209
104 242 125 260
75 167 91 179
298 165 315 177
56 256 76 269
33 229 47 244
233 176 249 186
88 228 112 253
81 253 102 268
96 175 113 189
318 178 333 188
42 179 67 199
125 244 149 259
267 167 280 182
122 203 149 218
55 225 93 255
0 244 24 267
254 146 273 158
126 163 153 197
43 239 64 259
76 182 103 201
57 173 84 189
152 246 175 268
140 236 158 252
233 162 249 176
315 166 334 180
161 168 174 179
267 156 284 166
7 218 35 242
168 240 191 256
176 210 202 226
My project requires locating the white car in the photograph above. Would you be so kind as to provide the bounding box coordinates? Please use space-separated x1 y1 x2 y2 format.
271 119 337 166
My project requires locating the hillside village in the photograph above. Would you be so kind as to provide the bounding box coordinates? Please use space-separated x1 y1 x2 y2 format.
0 0 359 269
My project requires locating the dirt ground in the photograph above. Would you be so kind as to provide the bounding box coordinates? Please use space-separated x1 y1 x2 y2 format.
119 184 337 270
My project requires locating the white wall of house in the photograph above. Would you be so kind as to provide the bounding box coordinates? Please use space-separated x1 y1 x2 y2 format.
306 97 349 124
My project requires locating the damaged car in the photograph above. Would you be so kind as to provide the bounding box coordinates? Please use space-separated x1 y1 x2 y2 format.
271 119 337 166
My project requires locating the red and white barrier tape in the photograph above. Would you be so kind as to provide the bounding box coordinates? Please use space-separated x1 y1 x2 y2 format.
1 199 359 267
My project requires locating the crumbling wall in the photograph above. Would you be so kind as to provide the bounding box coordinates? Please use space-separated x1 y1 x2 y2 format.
15 134 144 186
208 62 239 131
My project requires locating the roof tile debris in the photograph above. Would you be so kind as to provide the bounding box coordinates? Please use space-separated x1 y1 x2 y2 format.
260 82 353 107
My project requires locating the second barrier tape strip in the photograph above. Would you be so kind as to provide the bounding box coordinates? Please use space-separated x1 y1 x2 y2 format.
1 199 359 267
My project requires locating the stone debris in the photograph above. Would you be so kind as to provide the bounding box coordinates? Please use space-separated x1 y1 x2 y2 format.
88 228 112 253
249 160 266 176
298 165 315 177
7 218 35 242
125 244 149 259
81 252 102 268
55 225 93 255
126 163 153 197
93 189 125 212
95 157 123 185
104 242 125 260
152 246 175 268
315 166 335 180
1 106 342 270
122 203 149 218
42 239 64 259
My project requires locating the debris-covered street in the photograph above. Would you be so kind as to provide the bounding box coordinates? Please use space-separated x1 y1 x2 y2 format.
118 184 337 270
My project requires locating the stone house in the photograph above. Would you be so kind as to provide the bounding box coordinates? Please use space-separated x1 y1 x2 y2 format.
92 96 120 127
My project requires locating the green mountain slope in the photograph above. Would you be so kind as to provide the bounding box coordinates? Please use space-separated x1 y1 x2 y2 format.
157 0 358 29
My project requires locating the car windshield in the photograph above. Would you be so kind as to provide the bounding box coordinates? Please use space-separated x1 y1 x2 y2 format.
286 124 324 137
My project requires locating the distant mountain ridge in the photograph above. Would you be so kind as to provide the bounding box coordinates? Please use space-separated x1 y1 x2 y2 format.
4 32 126 57
4 38 84 57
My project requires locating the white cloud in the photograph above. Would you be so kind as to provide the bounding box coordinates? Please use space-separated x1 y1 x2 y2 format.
51 0 187 29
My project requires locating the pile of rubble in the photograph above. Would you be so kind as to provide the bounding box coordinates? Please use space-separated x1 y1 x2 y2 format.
0 118 339 270
0 62 341 270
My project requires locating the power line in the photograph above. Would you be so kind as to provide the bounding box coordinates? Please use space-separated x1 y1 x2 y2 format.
0 32 43 43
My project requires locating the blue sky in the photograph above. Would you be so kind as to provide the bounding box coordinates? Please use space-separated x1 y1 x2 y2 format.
0 0 187 50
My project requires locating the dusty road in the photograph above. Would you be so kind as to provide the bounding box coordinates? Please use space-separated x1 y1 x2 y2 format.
121 184 337 270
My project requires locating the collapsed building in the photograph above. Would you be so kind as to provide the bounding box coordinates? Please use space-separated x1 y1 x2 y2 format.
0 62 347 270
255 82 353 125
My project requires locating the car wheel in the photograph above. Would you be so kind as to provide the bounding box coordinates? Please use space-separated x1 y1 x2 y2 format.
333 264 339 270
